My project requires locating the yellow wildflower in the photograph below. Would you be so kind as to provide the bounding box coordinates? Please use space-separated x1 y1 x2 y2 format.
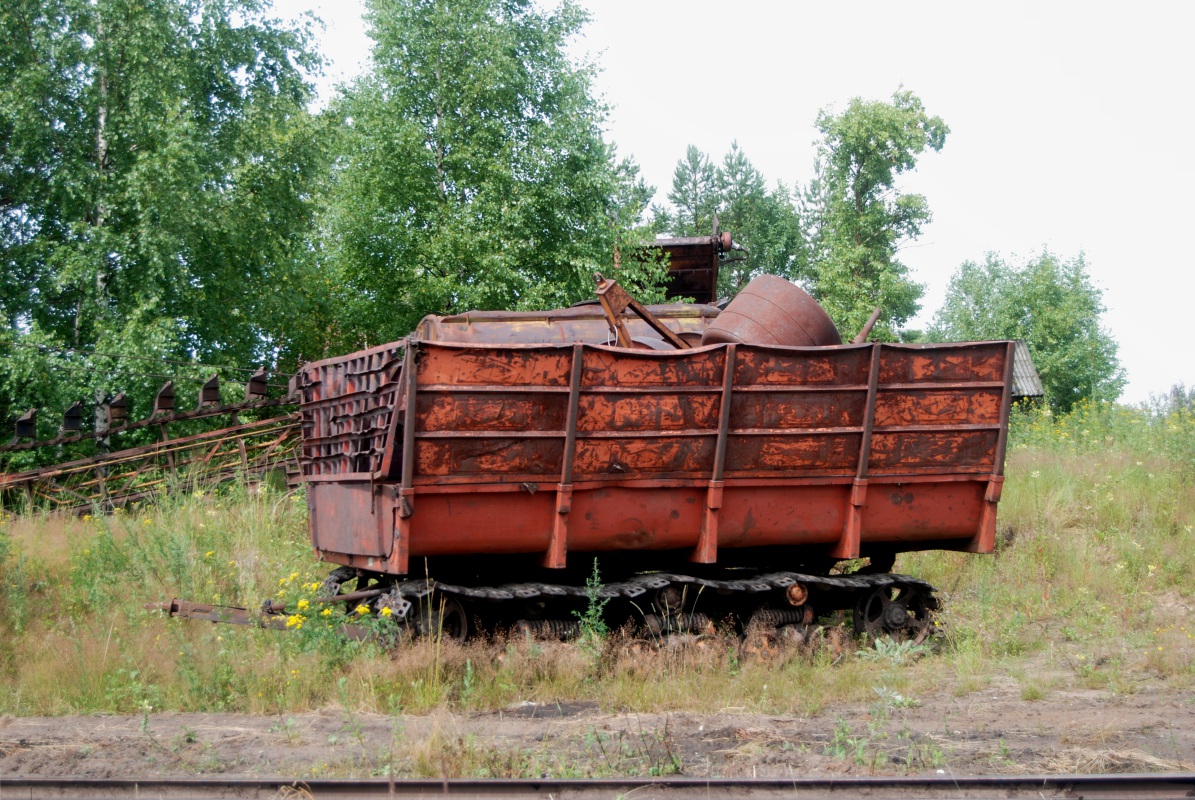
354 605 370 615
379 606 393 617
321 608 332 617
285 614 306 630
205 551 215 558
297 599 309 611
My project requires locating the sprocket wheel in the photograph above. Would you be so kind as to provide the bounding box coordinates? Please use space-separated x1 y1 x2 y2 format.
414 594 469 644
852 584 935 644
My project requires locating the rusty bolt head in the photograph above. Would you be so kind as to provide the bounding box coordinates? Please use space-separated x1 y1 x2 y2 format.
884 603 910 630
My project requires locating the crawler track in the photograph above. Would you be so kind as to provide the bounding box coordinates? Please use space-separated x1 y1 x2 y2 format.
155 567 941 645
3 773 1194 799
320 567 939 644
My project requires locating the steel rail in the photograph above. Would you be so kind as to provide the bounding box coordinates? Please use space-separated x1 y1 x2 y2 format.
0 772 1192 799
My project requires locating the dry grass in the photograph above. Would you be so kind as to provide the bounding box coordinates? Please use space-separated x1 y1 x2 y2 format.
1036 748 1194 774
0 400 1193 723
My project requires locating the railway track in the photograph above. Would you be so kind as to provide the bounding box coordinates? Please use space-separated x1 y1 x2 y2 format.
2 773 1193 799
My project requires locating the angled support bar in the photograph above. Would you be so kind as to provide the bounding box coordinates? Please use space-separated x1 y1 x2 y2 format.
594 273 691 350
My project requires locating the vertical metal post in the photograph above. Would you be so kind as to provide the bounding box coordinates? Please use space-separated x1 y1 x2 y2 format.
693 344 736 564
94 388 110 455
544 344 584 569
969 341 1017 553
394 344 418 574
236 432 249 475
159 423 178 481
830 344 881 560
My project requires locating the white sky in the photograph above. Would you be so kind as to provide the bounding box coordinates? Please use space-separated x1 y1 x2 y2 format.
273 0 1195 405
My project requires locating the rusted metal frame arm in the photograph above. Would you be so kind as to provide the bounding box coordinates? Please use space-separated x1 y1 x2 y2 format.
146 599 287 630
831 344 882 560
95 462 113 512
1 396 293 453
197 440 225 470
623 296 691 350
158 422 179 481
148 599 374 641
32 484 60 503
96 456 157 496
595 277 690 350
250 432 298 469
110 476 170 495
235 429 250 473
394 344 419 575
16 480 33 507
0 419 298 485
595 279 633 347
240 433 293 460
265 587 384 614
44 478 96 506
545 344 584 569
55 464 136 492
250 429 298 451
970 341 1017 554
693 344 736 564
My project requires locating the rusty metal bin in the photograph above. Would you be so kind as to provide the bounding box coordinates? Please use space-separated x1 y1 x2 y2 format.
297 332 1015 576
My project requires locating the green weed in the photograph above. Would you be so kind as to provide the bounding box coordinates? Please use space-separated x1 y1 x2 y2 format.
575 560 610 640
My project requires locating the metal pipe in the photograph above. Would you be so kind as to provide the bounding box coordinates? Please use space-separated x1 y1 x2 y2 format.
263 587 384 614
852 307 883 344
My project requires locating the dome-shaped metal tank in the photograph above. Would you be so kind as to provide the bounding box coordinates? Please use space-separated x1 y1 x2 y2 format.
701 275 842 347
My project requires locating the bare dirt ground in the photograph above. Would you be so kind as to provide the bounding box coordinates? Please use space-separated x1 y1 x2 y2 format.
2 671 1192 780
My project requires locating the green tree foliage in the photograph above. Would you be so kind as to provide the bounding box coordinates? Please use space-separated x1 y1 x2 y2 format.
932 251 1125 411
0 0 329 437
715 143 803 294
324 0 661 347
664 145 718 238
803 89 948 339
658 142 803 297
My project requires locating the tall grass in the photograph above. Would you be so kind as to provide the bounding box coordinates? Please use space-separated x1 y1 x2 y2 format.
0 400 1191 718
906 399 1195 694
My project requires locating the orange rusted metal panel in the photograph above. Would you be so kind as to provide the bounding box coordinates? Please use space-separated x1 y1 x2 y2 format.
296 321 1016 571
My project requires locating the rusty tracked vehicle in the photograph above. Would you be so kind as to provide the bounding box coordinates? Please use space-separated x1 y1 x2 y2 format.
290 252 1026 645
